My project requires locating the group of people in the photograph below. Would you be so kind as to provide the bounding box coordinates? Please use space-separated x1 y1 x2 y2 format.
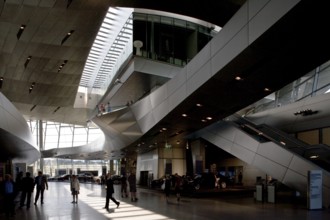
103 172 138 211
1 170 139 216
0 171 48 217
164 173 183 203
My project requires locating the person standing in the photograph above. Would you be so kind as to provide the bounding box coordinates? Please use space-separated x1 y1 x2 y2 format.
1 174 16 217
70 175 80 204
174 173 182 202
103 173 120 210
34 171 48 205
127 172 138 202
19 172 34 209
238 171 243 185
164 175 171 202
121 174 128 198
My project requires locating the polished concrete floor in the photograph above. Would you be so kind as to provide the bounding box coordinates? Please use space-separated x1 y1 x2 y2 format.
1 182 330 220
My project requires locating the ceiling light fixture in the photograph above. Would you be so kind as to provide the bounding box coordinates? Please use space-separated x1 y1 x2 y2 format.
264 87 271 92
182 113 187 117
30 104 37 111
53 106 61 113
58 60 68 72
29 82 36 94
206 116 212 120
61 30 74 45
310 155 319 159
235 76 242 81
114 78 123 85
24 56 32 68
17 24 26 39
196 103 202 107
294 109 318 116
0 77 3 89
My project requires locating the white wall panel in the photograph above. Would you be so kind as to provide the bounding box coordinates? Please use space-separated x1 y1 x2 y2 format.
167 69 186 97
231 143 256 164
210 3 247 58
211 26 249 77
252 154 287 180
152 99 169 122
137 111 156 133
209 123 237 142
233 129 259 152
150 84 167 108
247 0 269 20
288 155 319 176
258 142 294 167
134 57 181 78
204 131 234 153
168 83 186 112
282 169 307 192
187 60 211 96
186 43 211 80
131 96 152 121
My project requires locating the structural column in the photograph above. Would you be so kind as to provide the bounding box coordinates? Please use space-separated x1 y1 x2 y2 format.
38 120 44 172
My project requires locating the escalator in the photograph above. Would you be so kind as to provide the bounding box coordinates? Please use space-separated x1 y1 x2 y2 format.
229 114 330 172
194 115 330 207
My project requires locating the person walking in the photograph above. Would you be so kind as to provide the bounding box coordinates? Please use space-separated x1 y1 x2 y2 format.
103 173 120 211
121 174 128 198
19 172 34 209
34 171 48 205
128 172 138 202
0 174 16 217
70 175 80 204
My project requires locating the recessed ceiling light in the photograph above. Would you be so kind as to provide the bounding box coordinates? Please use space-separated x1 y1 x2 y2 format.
206 117 212 120
196 103 202 107
182 113 188 117
310 155 319 159
201 119 207 122
264 88 271 92
162 127 167 130
235 76 242 81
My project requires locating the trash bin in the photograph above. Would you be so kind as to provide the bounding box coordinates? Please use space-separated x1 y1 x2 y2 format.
256 184 263 202
267 185 276 203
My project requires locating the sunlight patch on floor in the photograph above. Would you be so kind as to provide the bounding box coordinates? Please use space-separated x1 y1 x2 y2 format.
64 185 175 220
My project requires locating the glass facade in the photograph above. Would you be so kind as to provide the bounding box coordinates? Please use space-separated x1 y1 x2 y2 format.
133 12 218 67
252 59 330 113
27 120 111 177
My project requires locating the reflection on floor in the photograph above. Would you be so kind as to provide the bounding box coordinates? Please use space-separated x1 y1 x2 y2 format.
1 182 330 220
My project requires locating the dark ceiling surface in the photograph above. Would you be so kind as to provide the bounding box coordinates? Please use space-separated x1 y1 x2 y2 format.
0 0 246 161
2 0 330 162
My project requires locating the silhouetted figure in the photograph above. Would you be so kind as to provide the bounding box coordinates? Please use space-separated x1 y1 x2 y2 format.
174 173 182 202
164 175 171 202
121 175 128 198
34 171 48 205
238 172 243 185
1 174 16 217
128 172 138 202
19 172 34 209
103 174 120 210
